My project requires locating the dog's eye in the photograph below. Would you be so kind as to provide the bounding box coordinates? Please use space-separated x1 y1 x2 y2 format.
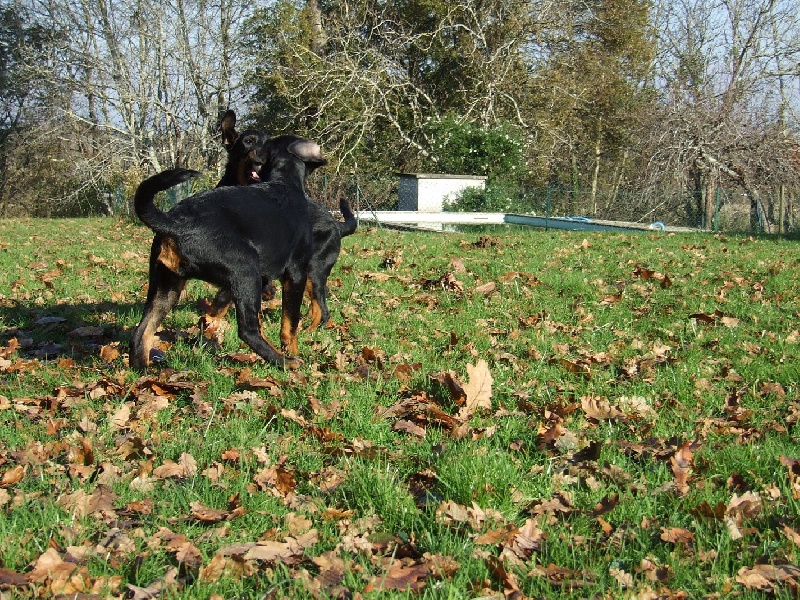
245 136 256 145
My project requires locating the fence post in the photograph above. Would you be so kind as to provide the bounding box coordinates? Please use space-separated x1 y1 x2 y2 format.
114 185 126 215
779 185 785 234
714 187 720 232
545 184 551 232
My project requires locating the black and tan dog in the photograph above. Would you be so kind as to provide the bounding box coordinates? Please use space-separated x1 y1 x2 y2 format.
129 135 326 370
217 110 269 187
300 197 357 329
211 111 357 330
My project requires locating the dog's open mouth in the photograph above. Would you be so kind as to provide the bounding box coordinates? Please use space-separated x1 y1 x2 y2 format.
248 163 263 183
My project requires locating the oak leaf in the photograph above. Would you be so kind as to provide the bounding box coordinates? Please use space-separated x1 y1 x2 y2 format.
191 501 230 523
153 453 197 479
368 561 428 592
109 404 131 430
0 465 24 487
27 548 77 583
99 344 120 362
581 395 623 420
660 527 694 546
457 359 493 421
199 554 254 582
393 419 426 438
0 567 28 587
736 563 800 591
781 524 800 545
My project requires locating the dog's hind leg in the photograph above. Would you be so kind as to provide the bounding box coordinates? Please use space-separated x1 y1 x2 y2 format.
231 275 302 370
207 277 275 320
207 288 233 319
304 279 324 331
280 272 307 355
304 276 331 331
130 265 186 369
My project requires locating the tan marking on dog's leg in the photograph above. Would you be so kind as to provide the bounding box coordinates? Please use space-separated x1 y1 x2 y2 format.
157 237 182 272
281 310 299 356
305 279 323 332
130 278 186 368
280 278 301 356
137 321 159 366
207 289 233 319
258 308 301 369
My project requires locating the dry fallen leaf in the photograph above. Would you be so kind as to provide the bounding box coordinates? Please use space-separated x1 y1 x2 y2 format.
581 395 624 420
727 491 762 521
126 566 179 600
393 419 426 438
609 567 634 588
191 501 230 523
153 453 198 479
242 529 318 563
473 281 497 296
781 524 800 546
366 561 429 592
457 359 493 421
0 465 25 487
736 563 800 591
109 404 131 431
99 344 120 362
660 527 695 546
0 567 29 587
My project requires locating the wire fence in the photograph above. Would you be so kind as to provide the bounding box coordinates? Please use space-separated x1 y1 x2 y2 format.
102 173 798 235
304 175 798 235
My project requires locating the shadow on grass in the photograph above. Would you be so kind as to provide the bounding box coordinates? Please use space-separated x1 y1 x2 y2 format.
0 298 142 361
0 296 265 364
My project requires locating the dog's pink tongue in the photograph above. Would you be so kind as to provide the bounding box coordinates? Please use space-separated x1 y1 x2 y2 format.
250 170 261 182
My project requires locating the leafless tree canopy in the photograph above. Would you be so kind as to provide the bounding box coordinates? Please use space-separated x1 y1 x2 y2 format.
1 0 798 230
1 0 257 215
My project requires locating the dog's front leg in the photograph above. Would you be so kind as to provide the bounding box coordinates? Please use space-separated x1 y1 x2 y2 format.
232 275 301 370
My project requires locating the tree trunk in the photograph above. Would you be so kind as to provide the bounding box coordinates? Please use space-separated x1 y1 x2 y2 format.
607 149 628 212
591 118 601 216
570 153 579 215
307 0 327 57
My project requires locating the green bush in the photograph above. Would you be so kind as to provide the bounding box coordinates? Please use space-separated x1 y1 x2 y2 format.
423 116 526 181
444 181 523 213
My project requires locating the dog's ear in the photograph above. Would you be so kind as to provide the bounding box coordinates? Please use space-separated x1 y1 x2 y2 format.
287 139 328 169
221 110 238 150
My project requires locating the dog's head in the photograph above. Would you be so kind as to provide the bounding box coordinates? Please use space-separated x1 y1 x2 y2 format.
259 135 328 183
220 110 270 185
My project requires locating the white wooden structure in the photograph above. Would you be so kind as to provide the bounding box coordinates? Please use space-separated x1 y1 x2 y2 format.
397 173 487 212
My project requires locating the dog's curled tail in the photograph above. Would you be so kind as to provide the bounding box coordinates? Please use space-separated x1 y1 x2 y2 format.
337 198 358 238
134 168 201 234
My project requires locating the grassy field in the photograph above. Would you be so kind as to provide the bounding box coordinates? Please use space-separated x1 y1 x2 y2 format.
0 217 798 599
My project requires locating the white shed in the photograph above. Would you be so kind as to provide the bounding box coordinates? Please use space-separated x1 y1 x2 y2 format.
397 173 487 212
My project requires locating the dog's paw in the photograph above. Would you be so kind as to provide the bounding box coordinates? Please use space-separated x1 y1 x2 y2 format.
149 348 167 365
284 356 304 370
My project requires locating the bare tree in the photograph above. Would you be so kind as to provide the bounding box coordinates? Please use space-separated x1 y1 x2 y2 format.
14 0 257 212
643 0 800 230
0 3 53 214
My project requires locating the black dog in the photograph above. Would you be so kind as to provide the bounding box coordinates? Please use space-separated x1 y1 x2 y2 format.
129 135 326 370
210 111 357 330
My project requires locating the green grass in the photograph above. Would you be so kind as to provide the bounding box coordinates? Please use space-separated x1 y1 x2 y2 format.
0 217 798 598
